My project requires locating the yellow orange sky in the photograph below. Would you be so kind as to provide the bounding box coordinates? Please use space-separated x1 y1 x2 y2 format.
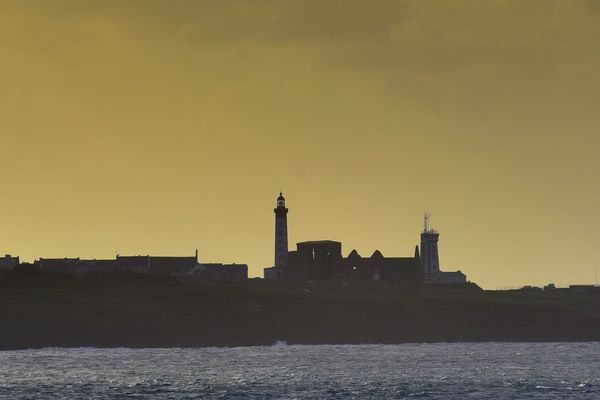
1 1 599 288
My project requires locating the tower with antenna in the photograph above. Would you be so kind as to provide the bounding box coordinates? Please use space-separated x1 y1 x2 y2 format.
420 211 440 277
274 192 289 269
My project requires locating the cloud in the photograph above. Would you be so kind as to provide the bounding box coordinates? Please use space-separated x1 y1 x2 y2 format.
4 1 600 65
3 0 600 115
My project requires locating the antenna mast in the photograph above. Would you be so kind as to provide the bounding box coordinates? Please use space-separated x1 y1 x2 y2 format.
424 211 430 233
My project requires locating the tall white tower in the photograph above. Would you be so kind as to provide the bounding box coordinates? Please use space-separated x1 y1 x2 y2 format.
420 212 440 277
274 193 289 268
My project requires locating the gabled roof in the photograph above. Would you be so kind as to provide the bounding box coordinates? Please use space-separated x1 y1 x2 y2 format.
371 250 384 259
348 249 361 258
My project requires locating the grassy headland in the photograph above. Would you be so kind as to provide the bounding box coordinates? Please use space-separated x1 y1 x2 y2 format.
1 270 599 349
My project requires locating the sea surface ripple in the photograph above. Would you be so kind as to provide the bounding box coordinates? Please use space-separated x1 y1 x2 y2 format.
1 343 599 399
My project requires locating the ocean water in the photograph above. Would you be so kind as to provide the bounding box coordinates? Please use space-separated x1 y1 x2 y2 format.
0 343 599 399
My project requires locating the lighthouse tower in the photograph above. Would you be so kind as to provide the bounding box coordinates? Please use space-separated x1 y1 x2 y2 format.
420 212 440 277
274 192 289 268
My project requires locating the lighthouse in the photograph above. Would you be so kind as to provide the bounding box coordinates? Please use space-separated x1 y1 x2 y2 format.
274 192 289 268
420 212 440 277
419 212 467 284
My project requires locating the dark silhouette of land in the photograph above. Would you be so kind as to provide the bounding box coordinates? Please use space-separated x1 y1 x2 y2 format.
1 270 599 350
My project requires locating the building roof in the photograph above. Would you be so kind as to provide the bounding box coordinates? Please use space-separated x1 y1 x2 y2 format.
198 263 248 270
297 240 341 245
348 249 361 258
116 255 149 260
371 250 384 258
150 256 197 264
435 271 466 277
36 258 81 266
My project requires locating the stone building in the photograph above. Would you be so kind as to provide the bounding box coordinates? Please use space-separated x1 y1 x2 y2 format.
282 240 422 292
285 240 343 281
345 246 423 285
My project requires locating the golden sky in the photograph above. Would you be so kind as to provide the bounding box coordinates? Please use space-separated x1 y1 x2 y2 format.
1 1 599 288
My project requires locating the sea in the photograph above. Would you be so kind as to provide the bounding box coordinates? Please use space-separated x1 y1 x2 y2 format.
0 343 599 399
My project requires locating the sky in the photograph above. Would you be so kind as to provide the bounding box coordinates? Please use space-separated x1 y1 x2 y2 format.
1 0 599 289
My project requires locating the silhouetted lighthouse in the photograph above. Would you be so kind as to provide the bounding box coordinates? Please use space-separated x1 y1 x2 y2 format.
274 192 289 268
420 212 440 277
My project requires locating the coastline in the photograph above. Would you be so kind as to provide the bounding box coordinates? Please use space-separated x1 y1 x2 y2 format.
1 271 599 350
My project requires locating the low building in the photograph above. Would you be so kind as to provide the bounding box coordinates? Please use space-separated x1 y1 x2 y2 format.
31 251 248 280
116 255 151 273
117 252 248 280
81 259 117 273
267 240 423 293
116 251 198 275
147 256 198 275
263 266 283 280
35 258 81 272
35 258 117 274
0 254 19 271
189 263 248 281
569 285 600 294
286 241 344 281
424 271 467 284
345 247 423 286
